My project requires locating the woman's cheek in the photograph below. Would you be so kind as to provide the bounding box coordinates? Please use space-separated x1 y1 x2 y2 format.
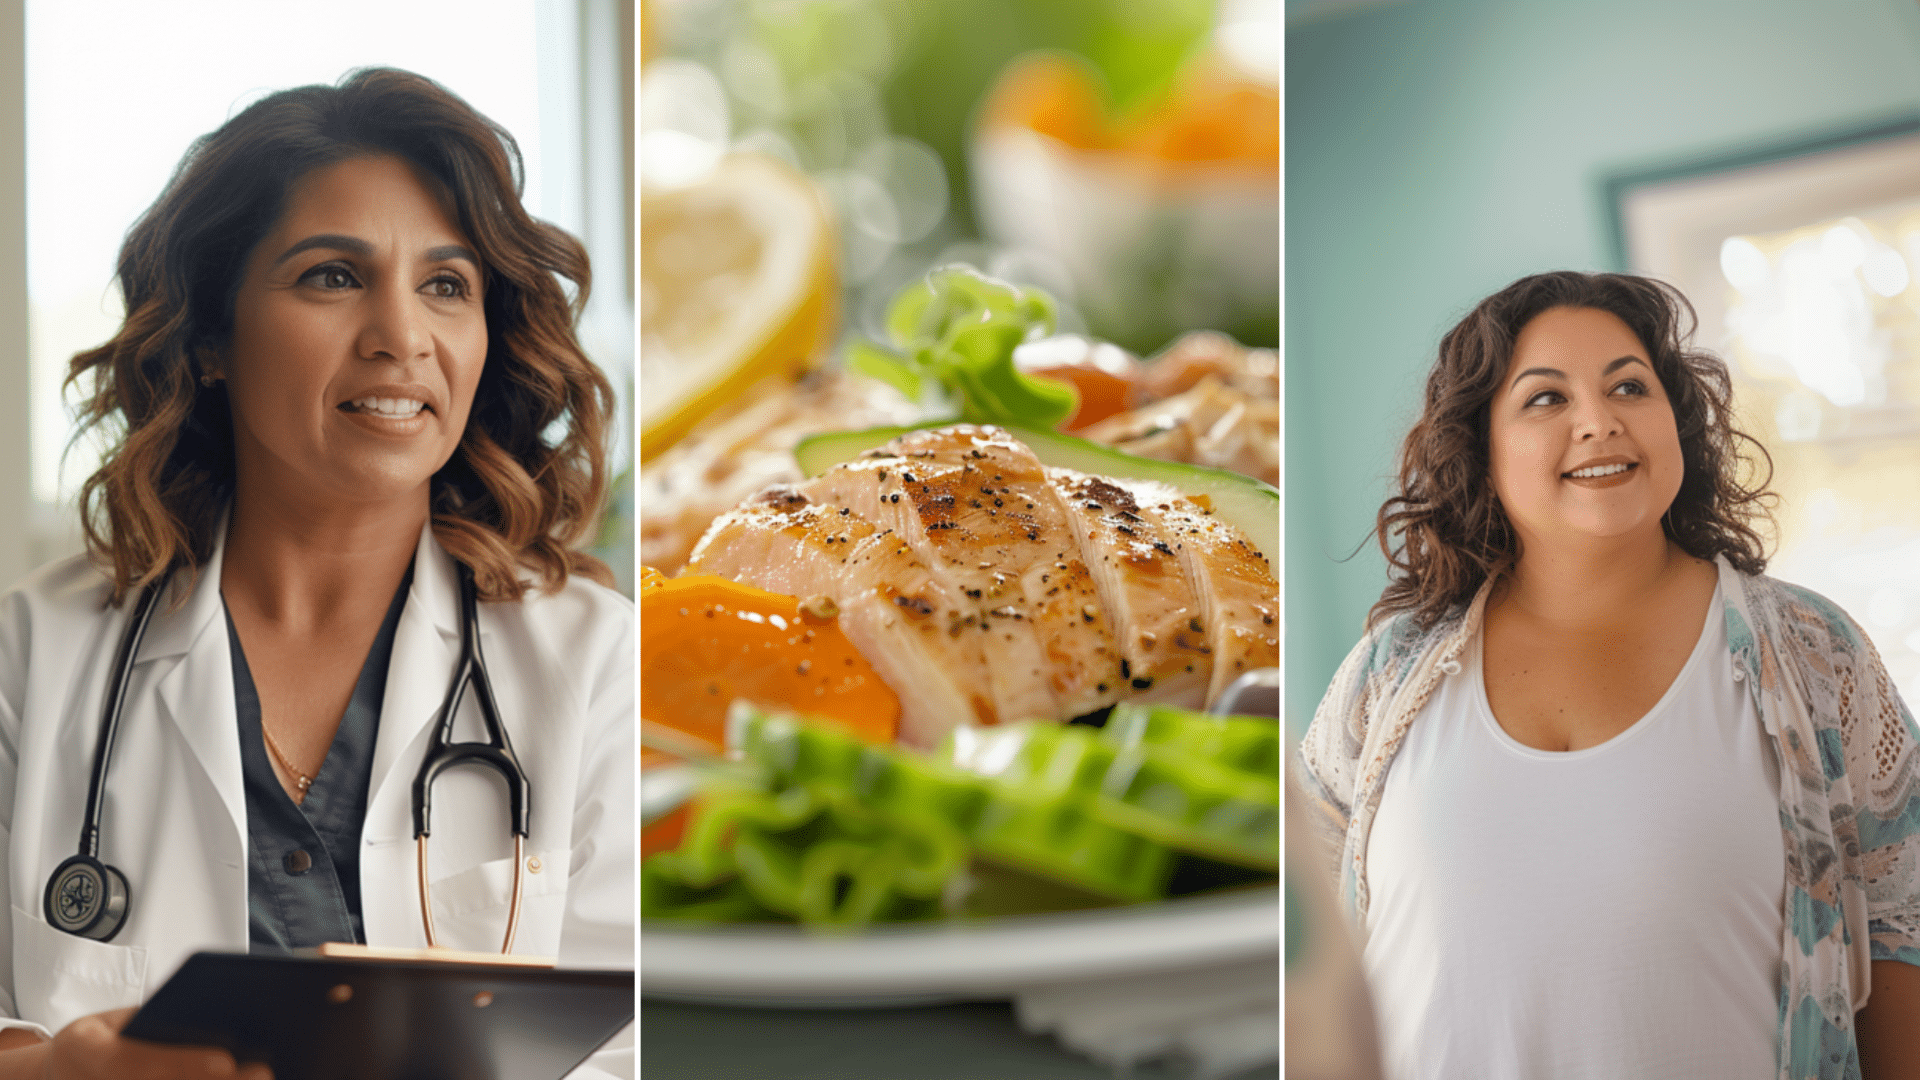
1492 426 1556 502
454 327 488 408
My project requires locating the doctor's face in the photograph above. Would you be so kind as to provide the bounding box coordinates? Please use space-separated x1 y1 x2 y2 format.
222 154 487 509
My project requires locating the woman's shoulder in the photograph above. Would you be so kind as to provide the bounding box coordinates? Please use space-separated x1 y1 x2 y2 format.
514 571 634 626
1724 566 1872 654
495 572 633 678
1 551 115 626
467 573 631 733
1344 604 1461 681
1312 605 1460 737
0 555 124 697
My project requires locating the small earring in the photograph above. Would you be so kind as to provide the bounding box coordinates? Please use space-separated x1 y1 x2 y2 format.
200 373 218 387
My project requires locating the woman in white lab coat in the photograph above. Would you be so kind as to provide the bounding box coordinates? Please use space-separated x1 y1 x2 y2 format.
0 69 633 1078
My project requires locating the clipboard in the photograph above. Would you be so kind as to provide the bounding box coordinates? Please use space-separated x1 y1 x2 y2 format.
121 951 633 1080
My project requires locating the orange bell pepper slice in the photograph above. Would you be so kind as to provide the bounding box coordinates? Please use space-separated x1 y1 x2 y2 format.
640 575 900 765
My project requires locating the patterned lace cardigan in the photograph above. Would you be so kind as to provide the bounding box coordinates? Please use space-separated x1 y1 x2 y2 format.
1295 556 1920 1080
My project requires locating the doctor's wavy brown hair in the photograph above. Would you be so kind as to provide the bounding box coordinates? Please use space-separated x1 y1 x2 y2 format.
68 68 614 604
1369 271 1775 630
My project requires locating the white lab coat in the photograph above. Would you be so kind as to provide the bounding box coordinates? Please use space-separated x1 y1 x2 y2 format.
0 522 634 1076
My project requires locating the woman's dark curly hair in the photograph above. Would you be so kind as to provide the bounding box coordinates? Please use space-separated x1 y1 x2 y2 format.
68 67 615 605
1369 271 1774 630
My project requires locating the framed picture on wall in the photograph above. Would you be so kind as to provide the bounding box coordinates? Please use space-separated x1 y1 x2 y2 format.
1607 114 1920 703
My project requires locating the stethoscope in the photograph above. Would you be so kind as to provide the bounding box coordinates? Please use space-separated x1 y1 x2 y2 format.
42 562 532 954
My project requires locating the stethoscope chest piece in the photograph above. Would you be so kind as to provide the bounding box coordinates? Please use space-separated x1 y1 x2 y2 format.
44 853 130 941
43 573 162 942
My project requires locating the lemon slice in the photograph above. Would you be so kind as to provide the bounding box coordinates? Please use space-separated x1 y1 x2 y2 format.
640 153 838 463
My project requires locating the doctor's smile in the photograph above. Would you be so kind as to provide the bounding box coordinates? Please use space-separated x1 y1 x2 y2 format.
337 385 437 433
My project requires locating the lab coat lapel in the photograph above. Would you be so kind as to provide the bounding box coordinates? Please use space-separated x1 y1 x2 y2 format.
147 520 247 860
364 526 462 844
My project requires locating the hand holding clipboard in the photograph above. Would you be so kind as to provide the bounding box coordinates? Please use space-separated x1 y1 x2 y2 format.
0 1007 271 1080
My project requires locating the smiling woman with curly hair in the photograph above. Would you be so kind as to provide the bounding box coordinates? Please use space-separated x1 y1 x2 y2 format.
0 69 631 1078
1297 271 1920 1079
71 69 615 606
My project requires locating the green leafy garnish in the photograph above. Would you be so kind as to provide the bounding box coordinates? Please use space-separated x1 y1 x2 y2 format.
854 265 1078 429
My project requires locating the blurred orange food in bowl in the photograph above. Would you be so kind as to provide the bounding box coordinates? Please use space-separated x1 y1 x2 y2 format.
971 51 1278 355
978 52 1278 169
1116 65 1278 168
979 52 1111 152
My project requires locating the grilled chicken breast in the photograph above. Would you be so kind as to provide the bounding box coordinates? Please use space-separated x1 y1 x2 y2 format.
685 425 1276 747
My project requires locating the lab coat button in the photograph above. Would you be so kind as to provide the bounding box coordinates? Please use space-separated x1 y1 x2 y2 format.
285 850 312 874
527 856 542 874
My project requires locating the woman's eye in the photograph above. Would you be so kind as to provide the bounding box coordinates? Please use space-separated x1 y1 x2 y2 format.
423 275 470 299
1525 390 1563 407
304 264 359 290
1611 379 1647 396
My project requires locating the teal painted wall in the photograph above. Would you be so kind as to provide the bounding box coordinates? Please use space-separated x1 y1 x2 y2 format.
1285 0 1920 727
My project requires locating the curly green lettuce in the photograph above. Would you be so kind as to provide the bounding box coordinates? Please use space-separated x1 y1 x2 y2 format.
846 265 1078 430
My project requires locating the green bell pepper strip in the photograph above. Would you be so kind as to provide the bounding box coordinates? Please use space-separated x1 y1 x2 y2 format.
738 706 1177 903
645 710 982 926
639 859 776 923
967 787 1177 903
947 707 1280 872
642 777 967 927
1102 702 1283 779
1093 704 1280 870
646 703 1281 925
651 780 819 889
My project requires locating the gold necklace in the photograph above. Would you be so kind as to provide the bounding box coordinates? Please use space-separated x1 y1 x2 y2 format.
261 723 316 795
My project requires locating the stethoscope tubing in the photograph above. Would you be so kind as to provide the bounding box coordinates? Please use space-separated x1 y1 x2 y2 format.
411 562 530 950
78 577 166 860
55 560 531 953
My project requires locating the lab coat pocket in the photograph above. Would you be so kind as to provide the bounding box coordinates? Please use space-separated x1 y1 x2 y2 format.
9 906 147 1033
427 847 571 956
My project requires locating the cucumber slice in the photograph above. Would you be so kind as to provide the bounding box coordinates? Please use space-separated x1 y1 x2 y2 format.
793 423 1277 563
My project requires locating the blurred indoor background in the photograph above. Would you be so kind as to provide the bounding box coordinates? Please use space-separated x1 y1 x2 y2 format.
642 0 1277 359
0 0 636 594
1286 0 1920 731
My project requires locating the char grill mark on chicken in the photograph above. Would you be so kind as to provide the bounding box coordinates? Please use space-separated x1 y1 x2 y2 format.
1143 497 1278 703
1049 471 1213 707
802 426 1121 724
896 427 1122 719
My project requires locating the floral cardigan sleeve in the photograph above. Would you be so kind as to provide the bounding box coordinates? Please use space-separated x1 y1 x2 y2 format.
1294 556 1920 1080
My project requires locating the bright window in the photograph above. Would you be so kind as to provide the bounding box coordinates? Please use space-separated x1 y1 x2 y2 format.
1718 208 1920 705
1620 126 1920 708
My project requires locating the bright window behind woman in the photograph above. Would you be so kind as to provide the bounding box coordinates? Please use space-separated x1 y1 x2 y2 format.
1716 209 1920 708
24 0 632 582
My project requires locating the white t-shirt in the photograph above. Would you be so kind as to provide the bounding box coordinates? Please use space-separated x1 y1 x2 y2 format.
1363 585 1784 1080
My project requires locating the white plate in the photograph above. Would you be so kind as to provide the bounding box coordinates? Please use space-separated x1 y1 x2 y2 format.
641 886 1279 1007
